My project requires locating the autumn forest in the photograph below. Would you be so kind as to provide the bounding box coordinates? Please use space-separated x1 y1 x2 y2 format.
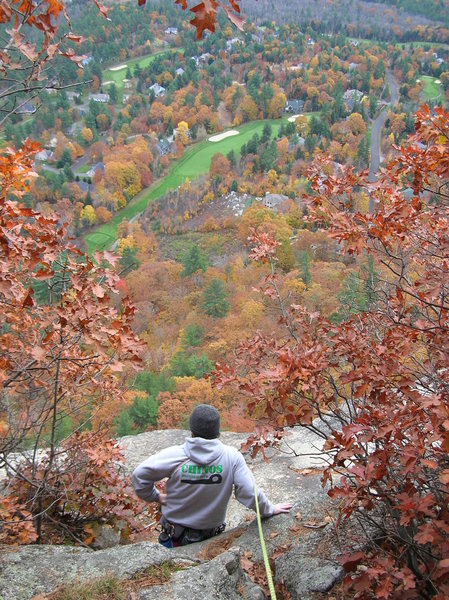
1 0 449 597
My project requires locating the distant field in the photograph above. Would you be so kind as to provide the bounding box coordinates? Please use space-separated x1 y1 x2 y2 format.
398 41 449 49
348 36 449 50
102 49 178 90
84 116 310 254
420 75 442 101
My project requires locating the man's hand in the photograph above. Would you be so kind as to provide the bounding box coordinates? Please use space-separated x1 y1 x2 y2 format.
272 502 293 515
158 493 167 505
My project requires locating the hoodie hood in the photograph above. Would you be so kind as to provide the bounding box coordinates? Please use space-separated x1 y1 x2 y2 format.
183 437 224 464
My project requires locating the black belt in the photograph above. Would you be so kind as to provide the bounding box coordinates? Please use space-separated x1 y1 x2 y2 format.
160 516 225 545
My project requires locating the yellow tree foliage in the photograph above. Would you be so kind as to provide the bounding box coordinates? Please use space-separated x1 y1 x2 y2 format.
117 235 136 256
104 161 141 199
241 299 264 327
81 127 93 144
267 92 286 118
53 132 70 162
96 113 109 131
238 203 293 244
240 95 258 122
80 204 97 226
295 115 309 136
176 121 189 146
348 112 366 136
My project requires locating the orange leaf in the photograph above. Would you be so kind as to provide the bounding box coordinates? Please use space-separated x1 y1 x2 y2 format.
439 470 449 485
93 0 109 19
22 289 34 308
92 283 105 299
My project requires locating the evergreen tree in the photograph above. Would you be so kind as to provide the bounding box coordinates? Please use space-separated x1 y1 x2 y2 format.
369 95 377 118
333 271 365 322
134 64 142 80
374 59 385 79
181 244 208 277
56 91 70 111
357 137 369 167
57 148 72 168
169 350 213 378
203 279 230 318
248 71 261 103
4 121 14 141
361 254 379 308
298 251 311 286
227 149 236 168
14 124 24 148
285 121 296 136
128 394 159 432
181 324 204 350
85 111 97 131
260 140 278 172
305 134 317 155
91 61 103 85
134 370 175 396
310 115 322 136
331 90 346 123
115 410 134 437
109 83 118 104
119 246 140 273
63 164 74 182
261 122 272 143
261 84 274 117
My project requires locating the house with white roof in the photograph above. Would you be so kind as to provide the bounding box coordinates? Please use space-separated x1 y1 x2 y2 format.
89 93 110 103
149 83 166 97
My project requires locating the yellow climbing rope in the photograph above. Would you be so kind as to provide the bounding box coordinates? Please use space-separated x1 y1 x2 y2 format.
254 483 277 600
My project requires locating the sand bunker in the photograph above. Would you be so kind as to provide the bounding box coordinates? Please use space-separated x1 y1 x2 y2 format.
109 64 128 72
209 130 240 142
435 79 441 84
288 114 303 123
102 80 114 86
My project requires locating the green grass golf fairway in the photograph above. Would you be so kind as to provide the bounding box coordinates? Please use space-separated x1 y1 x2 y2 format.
420 75 442 102
84 117 306 254
102 50 179 90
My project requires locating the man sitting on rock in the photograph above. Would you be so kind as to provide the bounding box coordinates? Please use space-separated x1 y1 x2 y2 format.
132 404 292 547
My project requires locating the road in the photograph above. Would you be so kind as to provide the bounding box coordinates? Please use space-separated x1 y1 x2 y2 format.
368 71 399 182
368 71 399 211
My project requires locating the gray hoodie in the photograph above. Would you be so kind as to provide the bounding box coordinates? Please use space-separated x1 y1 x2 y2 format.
132 437 274 529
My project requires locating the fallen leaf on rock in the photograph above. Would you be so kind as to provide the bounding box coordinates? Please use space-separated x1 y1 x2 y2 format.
270 542 292 561
302 516 332 529
269 531 279 539
241 549 254 571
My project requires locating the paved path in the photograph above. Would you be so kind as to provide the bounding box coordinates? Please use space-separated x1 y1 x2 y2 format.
368 71 399 211
369 71 399 181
